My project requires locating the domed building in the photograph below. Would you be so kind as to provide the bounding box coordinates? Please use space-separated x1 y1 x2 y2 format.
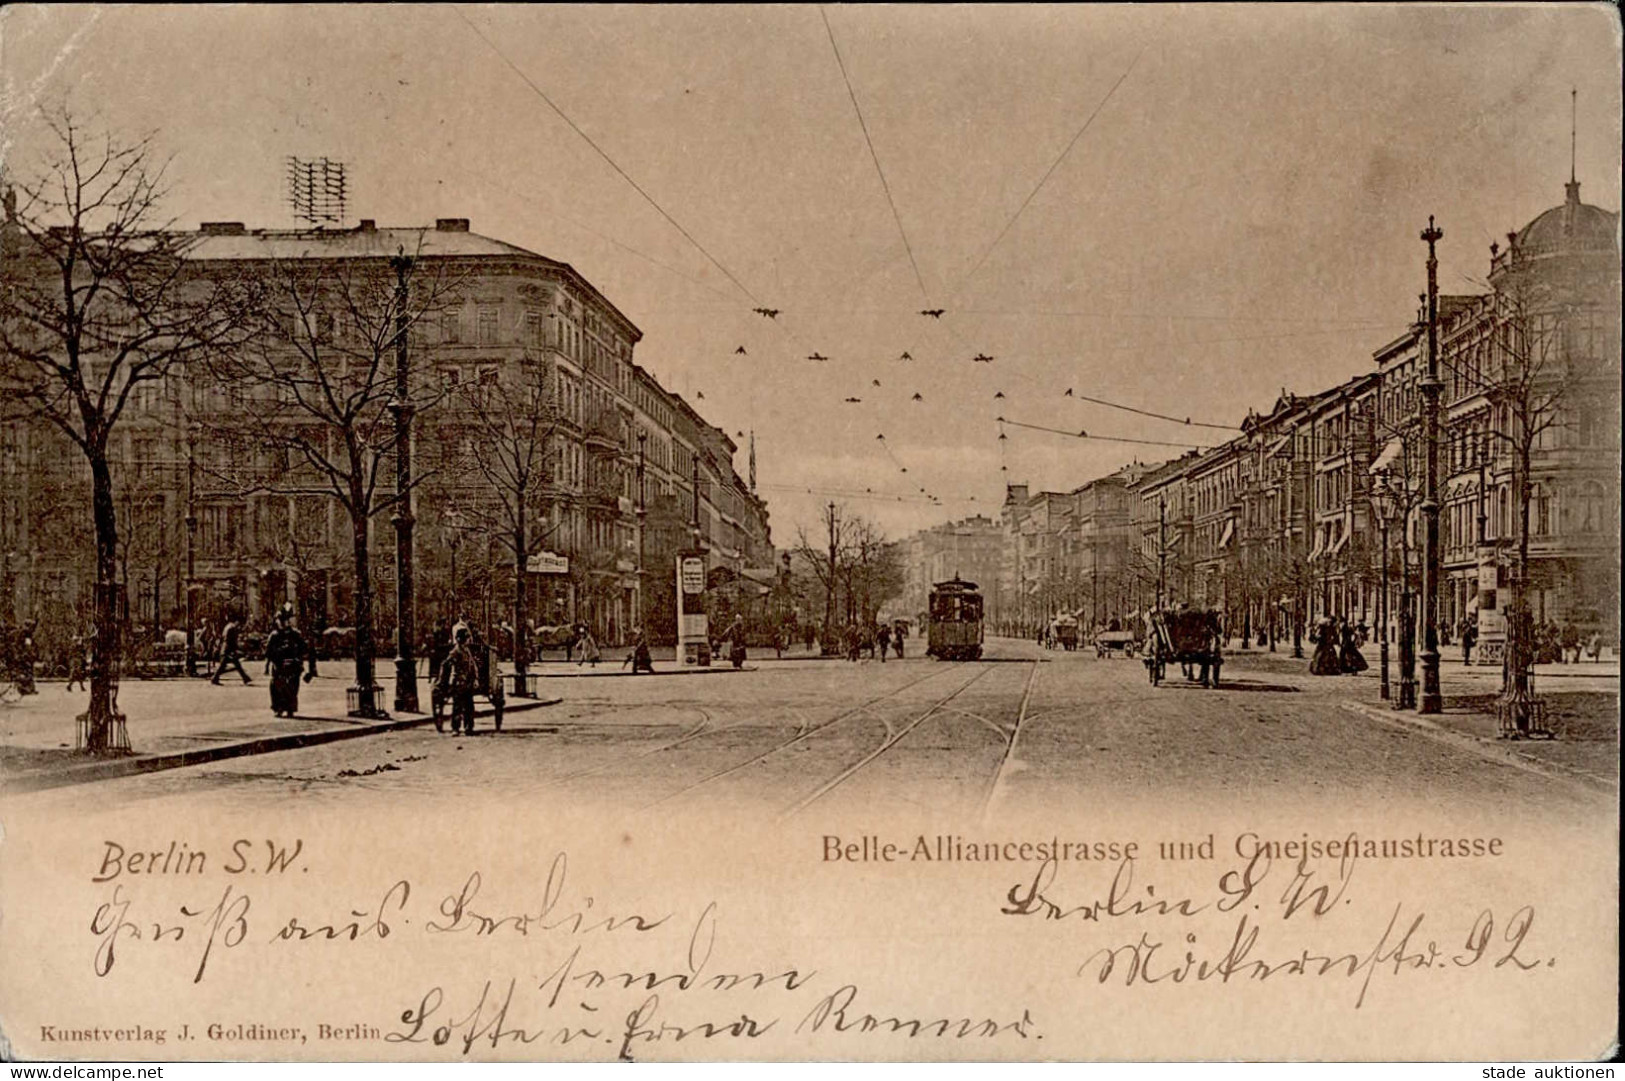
1437 176 1621 661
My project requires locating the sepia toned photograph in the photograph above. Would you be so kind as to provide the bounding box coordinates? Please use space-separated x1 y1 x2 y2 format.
0 3 1619 1064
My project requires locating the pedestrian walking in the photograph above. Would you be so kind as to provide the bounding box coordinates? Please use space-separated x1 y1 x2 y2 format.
265 605 313 718
892 621 905 660
427 619 453 719
210 615 252 685
13 619 38 695
65 629 89 692
577 625 601 666
1560 621 1581 664
438 624 480 734
1309 618 1341 676
1339 618 1369 674
877 622 892 662
804 623 817 654
1461 619 1478 665
623 626 654 674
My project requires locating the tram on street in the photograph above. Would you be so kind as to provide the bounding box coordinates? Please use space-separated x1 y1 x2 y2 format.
927 577 984 661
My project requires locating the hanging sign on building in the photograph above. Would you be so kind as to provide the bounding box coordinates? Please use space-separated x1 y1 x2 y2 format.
527 552 569 575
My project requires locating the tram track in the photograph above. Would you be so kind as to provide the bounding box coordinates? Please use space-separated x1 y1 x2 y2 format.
638 661 976 811
779 662 997 818
980 658 1041 819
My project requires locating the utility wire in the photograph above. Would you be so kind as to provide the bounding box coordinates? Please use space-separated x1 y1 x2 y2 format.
454 7 760 304
1000 417 1216 450
952 41 1147 296
820 5 930 300
1068 391 1239 431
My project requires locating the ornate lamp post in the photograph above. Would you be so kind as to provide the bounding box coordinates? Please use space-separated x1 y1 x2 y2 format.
636 430 646 632
387 248 420 714
185 421 200 677
1418 215 1445 714
1371 477 1398 701
1395 484 1418 711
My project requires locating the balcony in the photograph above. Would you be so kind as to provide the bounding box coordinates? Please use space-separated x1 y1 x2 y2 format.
583 408 622 456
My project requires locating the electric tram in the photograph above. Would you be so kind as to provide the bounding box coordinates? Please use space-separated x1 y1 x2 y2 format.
927 577 984 660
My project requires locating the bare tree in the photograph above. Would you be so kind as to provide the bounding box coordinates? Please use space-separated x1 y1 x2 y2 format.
795 502 847 645
1477 283 1579 732
207 244 455 716
444 363 565 680
0 113 251 751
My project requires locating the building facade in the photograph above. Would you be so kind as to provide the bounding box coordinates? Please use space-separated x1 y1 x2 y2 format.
0 213 772 652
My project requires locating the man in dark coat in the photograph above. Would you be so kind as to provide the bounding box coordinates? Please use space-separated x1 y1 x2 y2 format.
428 619 453 720
265 606 313 718
439 624 480 734
210 615 252 685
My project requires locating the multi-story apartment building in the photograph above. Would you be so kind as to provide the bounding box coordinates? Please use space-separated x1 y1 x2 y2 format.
1120 176 1619 652
899 515 1003 623
0 212 771 649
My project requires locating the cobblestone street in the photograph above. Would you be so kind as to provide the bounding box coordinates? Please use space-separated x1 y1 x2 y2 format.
6 638 1612 820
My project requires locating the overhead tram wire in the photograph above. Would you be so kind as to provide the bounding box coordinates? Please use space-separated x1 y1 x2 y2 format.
1000 416 1217 450
443 162 745 307
454 8 761 305
821 5 931 301
949 38 1150 300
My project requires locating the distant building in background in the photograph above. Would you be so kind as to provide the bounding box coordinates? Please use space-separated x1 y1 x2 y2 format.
899 515 1003 624
894 179 1618 651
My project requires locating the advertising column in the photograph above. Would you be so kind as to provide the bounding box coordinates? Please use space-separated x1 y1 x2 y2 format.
676 551 711 666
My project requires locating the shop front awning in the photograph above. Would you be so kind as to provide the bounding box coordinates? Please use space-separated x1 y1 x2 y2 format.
1218 520 1235 550
1369 438 1403 475
1307 533 1326 561
1328 528 1350 556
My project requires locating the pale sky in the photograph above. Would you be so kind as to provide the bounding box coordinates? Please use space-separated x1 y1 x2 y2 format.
2 4 1619 542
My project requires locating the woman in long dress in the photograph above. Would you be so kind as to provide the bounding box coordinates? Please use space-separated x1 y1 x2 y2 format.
266 607 312 717
1309 618 1342 675
1339 619 1369 673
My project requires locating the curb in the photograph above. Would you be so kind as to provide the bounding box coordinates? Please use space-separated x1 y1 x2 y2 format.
3 697 562 794
534 665 761 679
1337 698 1617 793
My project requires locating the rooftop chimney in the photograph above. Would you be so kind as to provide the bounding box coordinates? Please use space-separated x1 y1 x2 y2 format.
200 222 247 236
435 218 470 232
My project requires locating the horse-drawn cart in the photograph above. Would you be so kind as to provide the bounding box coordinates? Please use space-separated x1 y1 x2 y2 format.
1094 629 1137 658
1143 609 1223 688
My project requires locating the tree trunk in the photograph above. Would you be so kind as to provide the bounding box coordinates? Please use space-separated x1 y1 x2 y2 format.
1502 445 1535 731
513 510 528 679
85 446 122 752
351 511 378 716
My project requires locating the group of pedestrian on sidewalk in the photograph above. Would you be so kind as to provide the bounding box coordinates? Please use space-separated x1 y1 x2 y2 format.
1308 616 1369 676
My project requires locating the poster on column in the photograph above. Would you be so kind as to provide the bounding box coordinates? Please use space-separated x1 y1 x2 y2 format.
0 2 1619 1067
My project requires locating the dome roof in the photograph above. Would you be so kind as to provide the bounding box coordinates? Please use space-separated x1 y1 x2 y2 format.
1515 181 1619 257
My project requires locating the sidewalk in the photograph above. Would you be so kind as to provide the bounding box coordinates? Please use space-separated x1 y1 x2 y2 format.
1338 683 1619 792
0 672 559 794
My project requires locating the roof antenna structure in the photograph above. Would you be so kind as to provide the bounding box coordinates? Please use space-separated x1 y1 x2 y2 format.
286 157 348 227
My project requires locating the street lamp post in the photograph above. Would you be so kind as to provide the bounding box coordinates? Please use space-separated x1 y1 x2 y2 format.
1396 492 1418 711
185 421 200 677
636 431 646 633
388 249 420 714
1372 478 1397 701
1418 215 1445 714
